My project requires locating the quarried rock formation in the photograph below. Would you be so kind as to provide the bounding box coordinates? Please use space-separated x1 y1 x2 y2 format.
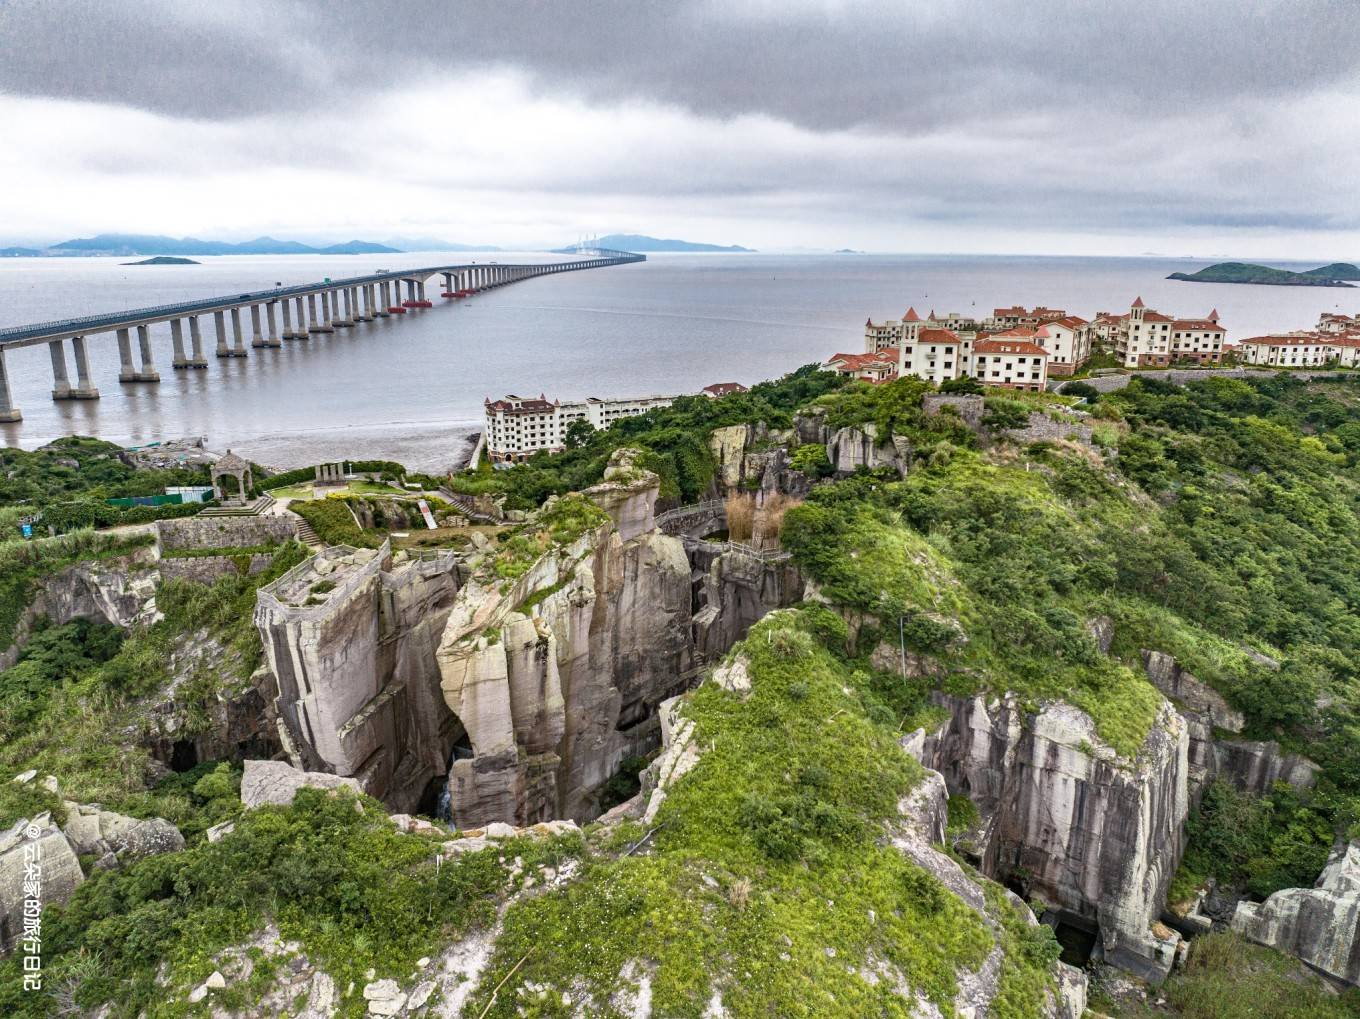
255 542 463 813
1233 838 1360 986
240 759 363 808
909 691 1190 982
437 458 696 828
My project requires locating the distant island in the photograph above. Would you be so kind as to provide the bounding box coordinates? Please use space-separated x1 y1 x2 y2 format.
123 255 200 266
835 248 862 254
1168 261 1359 287
0 246 41 257
35 233 404 257
555 233 754 253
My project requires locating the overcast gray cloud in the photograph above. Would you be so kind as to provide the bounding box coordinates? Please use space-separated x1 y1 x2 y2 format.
0 0 1357 254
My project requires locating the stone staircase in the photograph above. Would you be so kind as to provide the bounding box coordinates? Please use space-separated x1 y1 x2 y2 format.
292 516 321 547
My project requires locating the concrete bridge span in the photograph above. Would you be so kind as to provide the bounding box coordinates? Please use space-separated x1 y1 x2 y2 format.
0 249 645 422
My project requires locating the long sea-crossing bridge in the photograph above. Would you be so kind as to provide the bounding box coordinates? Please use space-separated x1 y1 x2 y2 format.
0 249 645 422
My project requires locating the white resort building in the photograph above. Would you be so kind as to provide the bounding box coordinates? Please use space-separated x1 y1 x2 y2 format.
1235 312 1360 367
484 393 677 462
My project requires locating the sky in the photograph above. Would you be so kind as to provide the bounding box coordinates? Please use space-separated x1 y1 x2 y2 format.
1 0 1358 257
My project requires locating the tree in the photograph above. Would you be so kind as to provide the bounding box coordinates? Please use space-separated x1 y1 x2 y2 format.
564 419 596 450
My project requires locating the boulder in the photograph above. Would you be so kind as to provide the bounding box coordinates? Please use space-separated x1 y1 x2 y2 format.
1232 839 1360 985
240 759 362 808
62 805 184 862
0 816 84 956
362 978 407 1016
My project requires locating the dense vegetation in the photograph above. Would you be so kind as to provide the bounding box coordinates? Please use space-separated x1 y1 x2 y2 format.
780 373 1360 892
0 436 214 536
0 542 307 831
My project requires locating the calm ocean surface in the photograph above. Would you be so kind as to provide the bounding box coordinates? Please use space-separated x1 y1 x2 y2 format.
1 252 1354 470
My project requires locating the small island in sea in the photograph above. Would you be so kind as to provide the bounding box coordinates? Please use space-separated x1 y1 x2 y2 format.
123 255 201 265
1168 260 1359 287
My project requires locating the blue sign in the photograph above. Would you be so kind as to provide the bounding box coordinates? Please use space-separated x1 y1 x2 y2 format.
21 524 32 539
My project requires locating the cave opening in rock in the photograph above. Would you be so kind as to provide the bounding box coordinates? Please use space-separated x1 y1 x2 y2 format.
1051 917 1099 967
169 739 199 773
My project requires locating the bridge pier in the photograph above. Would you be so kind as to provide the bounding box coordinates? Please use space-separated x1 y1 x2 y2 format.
134 325 160 380
319 291 336 332
171 319 188 368
186 317 208 366
250 305 266 347
71 337 100 397
280 299 295 339
0 349 19 422
228 308 248 356
293 297 309 338
264 302 281 346
49 340 71 398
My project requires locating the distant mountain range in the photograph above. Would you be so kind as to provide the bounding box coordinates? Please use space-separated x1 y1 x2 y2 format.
1168 261 1360 287
34 234 403 257
555 233 753 253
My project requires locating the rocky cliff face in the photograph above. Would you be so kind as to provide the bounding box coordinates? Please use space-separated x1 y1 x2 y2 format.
908 691 1190 982
1 549 159 670
1140 649 1318 801
255 543 463 813
1233 839 1360 986
436 459 697 828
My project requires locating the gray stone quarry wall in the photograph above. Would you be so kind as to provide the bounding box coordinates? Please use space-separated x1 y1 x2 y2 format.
910 691 1190 983
159 553 274 585
157 515 297 552
255 544 462 813
688 542 803 661
923 393 985 428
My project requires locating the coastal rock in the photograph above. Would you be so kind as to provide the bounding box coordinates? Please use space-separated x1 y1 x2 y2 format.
240 759 362 808
0 816 84 956
1141 650 1243 731
1213 738 1320 795
690 543 803 661
910 692 1189 982
1232 839 1360 985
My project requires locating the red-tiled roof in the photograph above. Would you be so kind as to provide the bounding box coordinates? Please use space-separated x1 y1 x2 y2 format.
1143 311 1173 322
702 382 748 396
1172 319 1225 331
1131 296 1145 309
985 326 1039 339
916 327 961 344
974 338 1050 356
904 306 922 322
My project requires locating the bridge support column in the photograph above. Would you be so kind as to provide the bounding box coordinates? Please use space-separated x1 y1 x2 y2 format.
264 302 281 346
360 286 372 319
250 304 266 347
280 300 295 339
336 288 353 327
319 291 335 331
229 307 248 356
294 297 309 338
307 295 319 332
117 328 137 381
49 340 71 398
187 317 208 366
371 284 388 317
214 311 230 357
0 349 20 423
134 325 160 381
171 319 188 368
71 337 100 398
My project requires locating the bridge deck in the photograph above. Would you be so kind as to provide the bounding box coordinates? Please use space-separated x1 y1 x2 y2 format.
0 251 643 349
